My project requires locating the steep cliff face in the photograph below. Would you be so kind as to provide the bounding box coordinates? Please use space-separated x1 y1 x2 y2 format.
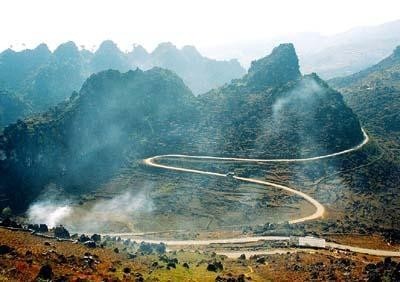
245 43 301 90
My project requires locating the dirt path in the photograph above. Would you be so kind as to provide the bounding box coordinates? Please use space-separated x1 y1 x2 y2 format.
109 128 400 257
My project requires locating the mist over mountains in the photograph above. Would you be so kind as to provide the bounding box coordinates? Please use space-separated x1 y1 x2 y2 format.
0 40 245 126
205 19 400 79
1 18 399 129
0 43 363 212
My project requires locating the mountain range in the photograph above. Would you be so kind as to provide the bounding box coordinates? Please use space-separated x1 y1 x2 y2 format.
0 41 245 127
204 19 400 79
0 43 363 212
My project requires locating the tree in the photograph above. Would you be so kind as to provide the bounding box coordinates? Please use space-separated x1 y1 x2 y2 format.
1 207 12 218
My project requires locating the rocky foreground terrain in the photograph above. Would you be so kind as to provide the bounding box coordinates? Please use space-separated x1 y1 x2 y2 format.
1 217 399 281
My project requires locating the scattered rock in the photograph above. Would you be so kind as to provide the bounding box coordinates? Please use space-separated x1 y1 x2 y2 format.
78 234 90 242
28 224 39 231
215 274 246 282
207 261 223 272
54 225 70 239
36 264 53 280
167 262 176 269
183 262 190 269
39 224 48 233
83 240 96 248
91 234 101 242
128 253 137 259
134 273 144 282
57 254 67 264
70 233 79 240
364 258 400 281
54 275 68 282
256 257 266 264
123 267 131 274
0 245 13 255
0 218 22 228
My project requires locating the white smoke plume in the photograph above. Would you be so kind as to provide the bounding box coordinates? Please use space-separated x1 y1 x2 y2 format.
27 202 72 228
27 189 153 233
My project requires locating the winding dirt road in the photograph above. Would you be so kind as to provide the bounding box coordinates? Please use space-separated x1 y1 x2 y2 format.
144 129 369 225
109 129 400 257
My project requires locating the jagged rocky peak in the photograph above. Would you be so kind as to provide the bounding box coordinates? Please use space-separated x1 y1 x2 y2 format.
96 40 122 54
131 44 148 55
129 44 149 62
245 43 301 90
53 41 80 59
34 43 51 54
181 45 202 57
152 42 178 54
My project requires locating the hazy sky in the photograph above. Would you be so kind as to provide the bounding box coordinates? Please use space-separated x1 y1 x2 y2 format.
1 0 399 53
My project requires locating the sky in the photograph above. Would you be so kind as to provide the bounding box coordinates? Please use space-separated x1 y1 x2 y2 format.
0 0 399 53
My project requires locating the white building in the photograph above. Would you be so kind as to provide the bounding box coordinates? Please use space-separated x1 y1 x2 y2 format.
298 236 326 248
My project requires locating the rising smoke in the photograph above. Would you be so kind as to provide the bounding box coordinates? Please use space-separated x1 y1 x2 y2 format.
27 189 154 232
28 203 72 228
254 76 330 158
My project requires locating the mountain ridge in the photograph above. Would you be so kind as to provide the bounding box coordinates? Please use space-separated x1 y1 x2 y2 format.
0 43 364 212
329 45 400 145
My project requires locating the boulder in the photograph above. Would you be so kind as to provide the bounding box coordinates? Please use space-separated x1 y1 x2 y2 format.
83 241 96 248
78 234 90 242
36 264 53 280
123 267 131 274
0 244 13 255
91 234 101 242
207 261 223 272
54 225 70 239
39 224 48 233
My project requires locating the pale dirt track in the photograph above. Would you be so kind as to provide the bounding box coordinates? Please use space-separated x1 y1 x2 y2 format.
108 129 400 257
143 129 369 225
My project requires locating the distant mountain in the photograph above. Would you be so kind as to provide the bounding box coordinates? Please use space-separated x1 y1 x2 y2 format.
0 40 245 127
203 19 400 79
90 40 131 73
25 42 88 112
0 41 88 115
136 42 245 95
0 43 51 90
329 46 400 144
0 43 363 211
